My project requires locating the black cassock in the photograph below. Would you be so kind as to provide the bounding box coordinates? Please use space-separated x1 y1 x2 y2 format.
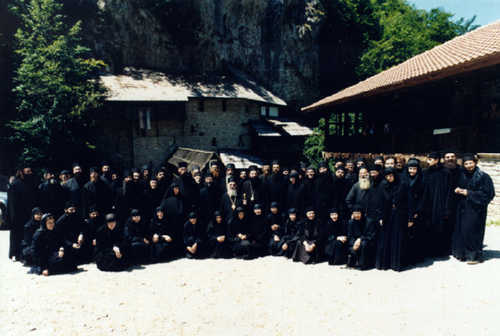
281 217 301 258
292 218 320 264
8 177 36 259
143 187 164 222
248 213 270 258
331 176 350 217
62 176 84 218
95 224 129 272
227 215 252 259
406 171 425 265
125 217 151 264
199 184 219 224
183 220 206 259
121 180 146 220
160 190 187 235
32 226 77 275
452 167 495 262
37 181 67 218
422 165 450 257
267 173 286 209
377 178 410 272
315 171 334 220
173 174 198 212
56 212 92 264
206 216 232 259
21 216 41 265
284 182 305 217
219 193 245 221
82 179 113 218
347 217 377 270
302 177 317 209
149 215 178 262
241 178 268 211
267 212 287 256
323 217 348 265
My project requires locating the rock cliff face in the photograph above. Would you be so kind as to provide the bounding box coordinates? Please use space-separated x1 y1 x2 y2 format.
83 0 323 110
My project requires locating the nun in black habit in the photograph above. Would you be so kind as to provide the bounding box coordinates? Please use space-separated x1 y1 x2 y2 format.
37 169 66 218
160 182 187 239
280 208 301 258
248 204 270 258
125 209 151 264
405 158 425 265
95 213 130 272
323 208 348 265
21 207 43 266
207 211 232 258
183 212 206 259
56 202 92 265
284 171 305 217
228 207 252 259
149 207 177 262
346 206 376 270
292 207 321 264
452 154 495 263
267 202 287 256
32 213 77 276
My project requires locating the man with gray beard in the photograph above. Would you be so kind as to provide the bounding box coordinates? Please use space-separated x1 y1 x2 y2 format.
220 177 246 220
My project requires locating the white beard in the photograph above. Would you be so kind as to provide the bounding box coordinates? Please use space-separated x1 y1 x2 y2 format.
359 178 371 190
227 189 237 198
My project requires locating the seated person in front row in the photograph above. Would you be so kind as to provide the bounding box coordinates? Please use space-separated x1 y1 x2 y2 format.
183 212 206 259
323 208 348 265
149 207 177 263
21 207 43 266
95 213 130 272
228 207 252 259
347 205 376 270
125 209 151 265
292 207 320 264
207 211 232 259
267 202 287 256
32 213 77 276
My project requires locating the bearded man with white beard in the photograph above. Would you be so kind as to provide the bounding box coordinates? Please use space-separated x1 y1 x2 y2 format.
220 177 246 221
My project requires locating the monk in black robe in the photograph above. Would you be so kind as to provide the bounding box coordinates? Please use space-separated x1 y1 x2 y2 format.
292 208 320 264
315 162 334 220
32 213 77 275
183 212 206 259
149 207 177 262
267 161 286 210
267 202 287 256
56 202 92 265
281 208 301 258
220 177 246 220
207 211 232 258
241 166 268 211
331 167 350 217
228 207 252 259
442 151 462 256
21 207 43 266
303 167 317 209
82 167 113 218
172 162 197 212
323 209 348 265
95 213 129 272
61 163 85 219
452 154 495 263
160 183 187 239
37 170 66 218
143 178 164 222
248 204 269 258
346 206 376 270
199 174 219 225
125 209 151 264
422 152 450 258
84 206 103 259
284 172 305 217
405 158 425 264
8 168 37 260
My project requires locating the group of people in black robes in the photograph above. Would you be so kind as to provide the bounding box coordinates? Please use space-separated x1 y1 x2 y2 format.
6 151 495 276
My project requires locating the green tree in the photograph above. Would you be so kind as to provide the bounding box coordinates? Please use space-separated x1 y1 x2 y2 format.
8 0 105 169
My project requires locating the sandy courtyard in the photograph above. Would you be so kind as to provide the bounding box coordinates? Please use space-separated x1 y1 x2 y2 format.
1 228 500 336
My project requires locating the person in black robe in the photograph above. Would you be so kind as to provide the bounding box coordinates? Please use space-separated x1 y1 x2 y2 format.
125 209 151 264
143 178 164 222
172 162 197 212
405 158 425 264
155 167 171 199
241 166 268 211
61 163 86 219
95 213 130 272
281 208 301 258
442 150 462 257
32 213 77 275
199 174 219 225
331 166 350 218
267 202 287 256
207 211 232 258
183 212 206 259
303 167 317 209
344 160 357 189
82 167 113 218
121 168 146 219
228 207 252 259
248 204 269 258
56 202 92 265
266 161 285 210
346 206 376 270
84 206 103 260
160 183 187 240
100 161 113 187
238 169 248 191
284 171 305 217
452 154 495 263
292 207 320 264
315 162 334 221
422 152 450 258
21 207 43 266
8 167 37 261
323 209 348 265
149 207 177 262
37 169 66 218
377 168 410 272
220 177 246 220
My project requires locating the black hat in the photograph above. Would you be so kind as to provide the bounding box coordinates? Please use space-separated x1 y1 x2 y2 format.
105 213 116 223
462 153 477 162
335 166 346 172
299 162 307 169
352 205 363 212
130 209 140 216
288 208 297 214
32 207 42 216
171 182 180 188
271 160 279 166
329 208 339 214
383 168 396 177
407 158 420 168
193 170 201 177
367 163 380 172
41 213 54 223
101 161 110 167
248 165 258 172
318 161 328 169
188 212 197 219
270 201 279 209
65 201 76 209
226 163 235 170
214 210 222 217
235 206 245 213
210 161 219 167
88 205 98 214
72 162 81 169
155 206 164 213
178 162 188 168
374 156 384 162
253 203 262 210
131 168 140 174
306 166 316 171
305 206 315 213
227 176 236 183
290 171 299 178
60 170 70 175
428 152 441 159
89 167 99 174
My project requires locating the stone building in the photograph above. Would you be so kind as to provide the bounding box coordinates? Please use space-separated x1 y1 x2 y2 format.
97 67 287 168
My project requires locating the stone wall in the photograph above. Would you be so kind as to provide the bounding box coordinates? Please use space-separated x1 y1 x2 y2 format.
478 154 500 223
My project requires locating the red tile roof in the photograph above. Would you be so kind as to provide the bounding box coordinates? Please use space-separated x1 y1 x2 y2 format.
302 20 500 112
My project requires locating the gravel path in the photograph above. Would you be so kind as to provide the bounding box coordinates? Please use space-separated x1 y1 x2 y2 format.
1 228 500 336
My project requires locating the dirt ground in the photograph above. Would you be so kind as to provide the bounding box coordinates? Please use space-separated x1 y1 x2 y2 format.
1 228 500 336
